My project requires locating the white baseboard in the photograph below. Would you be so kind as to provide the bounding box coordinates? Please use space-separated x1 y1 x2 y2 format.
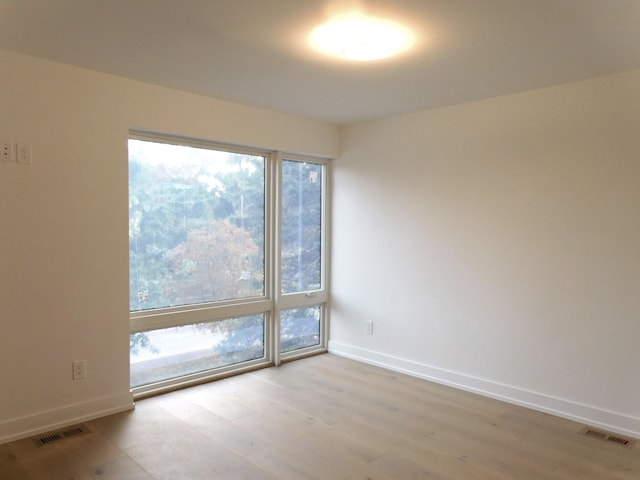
0 392 135 445
329 340 640 440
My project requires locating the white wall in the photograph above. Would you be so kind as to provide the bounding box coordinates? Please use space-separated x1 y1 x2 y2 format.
331 70 640 438
3 46 639 445
0 49 339 443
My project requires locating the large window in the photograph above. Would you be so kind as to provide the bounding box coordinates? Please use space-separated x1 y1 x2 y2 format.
128 134 328 396
129 139 266 311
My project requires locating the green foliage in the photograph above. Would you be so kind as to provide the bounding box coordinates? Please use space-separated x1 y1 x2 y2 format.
128 140 323 363
195 315 265 362
167 219 260 305
130 332 159 356
281 160 323 293
129 144 264 312
280 306 321 353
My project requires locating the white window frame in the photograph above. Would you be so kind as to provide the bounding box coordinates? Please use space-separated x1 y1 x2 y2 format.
128 132 330 397
274 153 330 365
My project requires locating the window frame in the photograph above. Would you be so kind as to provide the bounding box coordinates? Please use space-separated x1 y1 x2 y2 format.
274 153 330 364
128 131 329 397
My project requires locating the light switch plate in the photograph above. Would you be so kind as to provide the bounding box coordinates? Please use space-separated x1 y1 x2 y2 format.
1 143 15 162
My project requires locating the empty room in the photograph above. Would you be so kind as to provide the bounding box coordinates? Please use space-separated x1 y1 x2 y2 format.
1 1 639 478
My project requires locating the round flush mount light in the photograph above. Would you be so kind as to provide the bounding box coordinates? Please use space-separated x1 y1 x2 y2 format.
310 15 414 61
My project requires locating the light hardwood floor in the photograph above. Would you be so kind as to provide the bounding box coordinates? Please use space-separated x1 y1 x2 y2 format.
1 354 638 479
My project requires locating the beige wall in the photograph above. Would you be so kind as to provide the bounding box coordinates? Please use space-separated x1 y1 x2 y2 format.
331 70 640 438
0 49 339 443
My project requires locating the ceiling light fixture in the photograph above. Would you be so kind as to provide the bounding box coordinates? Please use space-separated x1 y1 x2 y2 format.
310 15 413 61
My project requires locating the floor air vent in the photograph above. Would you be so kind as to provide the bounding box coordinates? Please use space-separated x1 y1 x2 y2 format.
580 427 636 448
33 424 91 447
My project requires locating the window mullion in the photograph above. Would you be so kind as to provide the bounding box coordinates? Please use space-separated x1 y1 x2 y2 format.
130 299 273 333
273 152 284 366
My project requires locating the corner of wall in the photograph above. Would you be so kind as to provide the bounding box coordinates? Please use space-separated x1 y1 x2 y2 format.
328 341 640 441
0 392 135 445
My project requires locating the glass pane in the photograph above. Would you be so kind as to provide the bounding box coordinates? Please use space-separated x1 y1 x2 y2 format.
281 160 322 294
281 306 321 353
129 139 265 311
130 315 265 388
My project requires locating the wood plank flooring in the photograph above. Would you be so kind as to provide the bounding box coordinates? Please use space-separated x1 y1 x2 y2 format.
1 354 638 479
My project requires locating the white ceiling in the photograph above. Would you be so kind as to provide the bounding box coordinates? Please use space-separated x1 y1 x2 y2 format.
2 0 640 124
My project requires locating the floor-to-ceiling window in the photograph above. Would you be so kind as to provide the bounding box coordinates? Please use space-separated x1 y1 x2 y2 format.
278 158 328 357
128 133 329 397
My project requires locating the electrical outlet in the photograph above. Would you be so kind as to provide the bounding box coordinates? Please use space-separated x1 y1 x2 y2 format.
1 143 14 162
72 360 86 380
366 320 373 334
16 143 32 164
